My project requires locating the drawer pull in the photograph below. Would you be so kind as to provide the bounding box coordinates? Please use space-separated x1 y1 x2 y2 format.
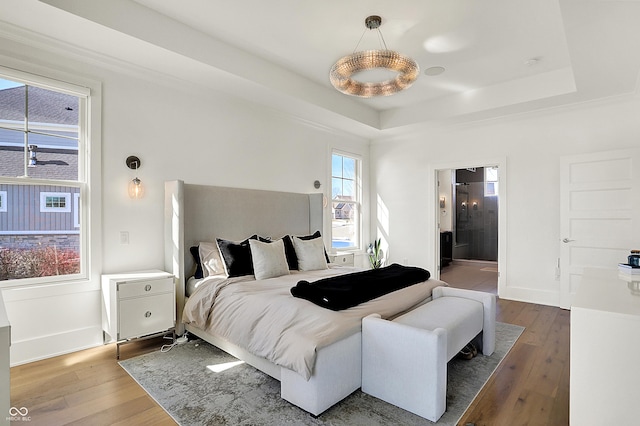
145 311 152 318
145 284 152 291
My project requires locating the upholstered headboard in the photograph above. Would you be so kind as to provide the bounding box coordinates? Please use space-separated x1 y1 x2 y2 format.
164 180 323 333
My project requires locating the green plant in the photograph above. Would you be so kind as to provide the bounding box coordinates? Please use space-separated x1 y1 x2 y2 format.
367 238 383 269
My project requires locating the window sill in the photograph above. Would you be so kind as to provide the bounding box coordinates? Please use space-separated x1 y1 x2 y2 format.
1 277 99 302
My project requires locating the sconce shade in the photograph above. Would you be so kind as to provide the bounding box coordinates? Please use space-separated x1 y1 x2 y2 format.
125 155 143 199
128 177 144 199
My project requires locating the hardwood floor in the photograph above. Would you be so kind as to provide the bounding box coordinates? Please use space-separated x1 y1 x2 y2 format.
441 261 570 426
10 338 177 425
10 263 569 425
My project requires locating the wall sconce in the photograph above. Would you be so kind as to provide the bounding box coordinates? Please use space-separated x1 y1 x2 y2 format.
439 196 446 208
125 155 144 199
472 201 478 210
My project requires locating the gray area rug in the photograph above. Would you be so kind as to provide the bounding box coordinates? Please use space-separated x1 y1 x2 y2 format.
120 322 523 425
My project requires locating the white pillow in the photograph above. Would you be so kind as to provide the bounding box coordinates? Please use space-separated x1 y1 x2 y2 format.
199 241 225 277
249 238 290 280
292 236 328 271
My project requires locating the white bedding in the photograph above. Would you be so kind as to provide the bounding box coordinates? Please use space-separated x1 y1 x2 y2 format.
183 265 442 379
186 274 227 297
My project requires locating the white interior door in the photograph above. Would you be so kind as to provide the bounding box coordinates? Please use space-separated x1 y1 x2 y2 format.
559 148 640 309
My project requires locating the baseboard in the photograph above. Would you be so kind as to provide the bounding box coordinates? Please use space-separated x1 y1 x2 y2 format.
499 286 560 308
10 325 103 366
451 259 498 269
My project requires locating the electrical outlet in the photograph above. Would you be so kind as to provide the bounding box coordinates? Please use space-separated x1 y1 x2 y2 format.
120 231 129 245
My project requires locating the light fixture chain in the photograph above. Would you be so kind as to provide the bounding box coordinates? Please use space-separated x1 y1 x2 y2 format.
352 28 367 54
376 28 389 51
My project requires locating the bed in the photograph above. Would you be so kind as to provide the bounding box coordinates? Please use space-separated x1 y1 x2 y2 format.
163 180 444 415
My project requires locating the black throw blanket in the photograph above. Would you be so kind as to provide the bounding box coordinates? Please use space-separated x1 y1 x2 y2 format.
290 263 431 311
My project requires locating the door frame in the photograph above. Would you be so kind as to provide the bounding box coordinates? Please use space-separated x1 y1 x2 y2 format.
428 157 507 297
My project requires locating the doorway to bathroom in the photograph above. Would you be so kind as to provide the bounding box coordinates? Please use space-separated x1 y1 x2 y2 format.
437 165 501 294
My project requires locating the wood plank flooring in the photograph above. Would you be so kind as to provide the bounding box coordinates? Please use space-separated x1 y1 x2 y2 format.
10 338 177 425
441 261 570 426
10 262 569 425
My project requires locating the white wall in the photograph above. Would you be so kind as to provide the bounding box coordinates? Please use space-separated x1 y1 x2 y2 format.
100 75 369 273
0 35 369 365
371 94 640 306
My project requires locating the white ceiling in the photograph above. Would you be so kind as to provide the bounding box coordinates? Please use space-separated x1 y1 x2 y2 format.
3 0 640 138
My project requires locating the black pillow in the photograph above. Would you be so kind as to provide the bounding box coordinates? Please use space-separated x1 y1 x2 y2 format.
190 246 204 279
216 235 258 277
282 235 299 270
284 231 330 270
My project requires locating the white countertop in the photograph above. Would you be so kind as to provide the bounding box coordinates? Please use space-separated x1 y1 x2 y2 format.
572 270 640 318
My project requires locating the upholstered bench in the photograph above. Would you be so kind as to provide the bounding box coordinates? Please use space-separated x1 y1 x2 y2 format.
361 286 496 422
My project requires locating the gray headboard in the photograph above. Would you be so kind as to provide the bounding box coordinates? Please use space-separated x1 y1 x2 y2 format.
164 180 323 333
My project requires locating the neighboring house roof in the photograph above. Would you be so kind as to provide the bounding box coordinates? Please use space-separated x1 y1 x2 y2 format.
0 85 79 179
0 146 77 180
0 85 78 126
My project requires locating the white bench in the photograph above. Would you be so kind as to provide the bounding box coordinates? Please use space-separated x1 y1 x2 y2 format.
361 286 496 422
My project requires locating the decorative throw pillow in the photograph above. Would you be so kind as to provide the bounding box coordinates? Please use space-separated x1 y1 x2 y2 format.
190 246 204 279
283 231 330 269
249 238 290 280
199 241 225 277
292 236 328 271
282 235 299 270
216 235 258 277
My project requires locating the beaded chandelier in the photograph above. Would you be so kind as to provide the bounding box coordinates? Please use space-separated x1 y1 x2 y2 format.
329 15 420 98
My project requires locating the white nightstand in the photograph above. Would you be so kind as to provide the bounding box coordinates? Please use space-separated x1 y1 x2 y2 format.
102 270 175 358
328 252 355 266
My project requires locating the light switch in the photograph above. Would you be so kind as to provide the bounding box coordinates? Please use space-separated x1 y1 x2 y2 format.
120 231 129 245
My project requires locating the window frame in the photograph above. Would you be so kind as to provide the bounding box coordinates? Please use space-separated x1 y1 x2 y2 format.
40 192 72 213
74 192 80 228
485 166 499 197
0 66 93 288
330 150 362 252
0 190 6 213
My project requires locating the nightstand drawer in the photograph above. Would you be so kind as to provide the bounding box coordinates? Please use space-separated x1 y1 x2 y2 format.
117 277 174 299
118 293 175 340
329 253 355 266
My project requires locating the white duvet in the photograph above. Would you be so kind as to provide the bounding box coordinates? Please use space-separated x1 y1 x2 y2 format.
182 266 442 379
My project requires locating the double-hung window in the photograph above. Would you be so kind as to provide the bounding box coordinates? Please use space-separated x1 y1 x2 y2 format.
0 71 89 284
331 152 361 250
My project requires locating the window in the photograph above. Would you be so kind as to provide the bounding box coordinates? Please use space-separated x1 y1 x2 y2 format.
485 166 499 196
331 152 361 250
40 192 71 212
0 71 89 284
